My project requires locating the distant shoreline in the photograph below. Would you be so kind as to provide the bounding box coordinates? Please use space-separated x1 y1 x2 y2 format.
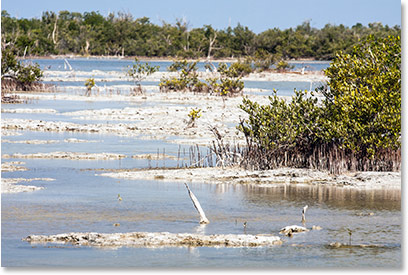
21 54 329 64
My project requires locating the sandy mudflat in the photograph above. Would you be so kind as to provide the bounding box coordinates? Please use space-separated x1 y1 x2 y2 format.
100 166 401 190
2 92 273 145
1 139 60 144
1 177 55 193
1 108 58 114
1 161 28 172
1 138 98 144
23 231 282 248
40 68 327 84
2 151 126 160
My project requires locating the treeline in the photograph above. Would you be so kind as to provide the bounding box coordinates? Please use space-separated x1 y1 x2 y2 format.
1 10 400 60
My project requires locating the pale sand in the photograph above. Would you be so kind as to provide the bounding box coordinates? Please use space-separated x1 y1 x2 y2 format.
1 161 27 172
23 231 282 248
2 151 126 160
2 92 272 145
1 177 55 193
40 69 327 83
100 166 401 190
1 138 99 144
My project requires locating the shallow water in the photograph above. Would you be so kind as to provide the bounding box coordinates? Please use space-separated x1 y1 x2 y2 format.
1 59 401 268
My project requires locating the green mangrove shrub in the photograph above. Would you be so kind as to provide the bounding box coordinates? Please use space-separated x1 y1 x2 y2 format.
238 35 401 173
159 59 244 97
187 108 202 127
274 60 294 72
127 58 159 94
322 35 401 158
84 78 95 96
160 60 199 92
1 47 43 91
216 62 244 96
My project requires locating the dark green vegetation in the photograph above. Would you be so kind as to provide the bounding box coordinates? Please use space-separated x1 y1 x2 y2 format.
1 46 48 101
1 47 43 87
1 10 400 60
238 35 401 173
159 60 244 96
127 58 159 94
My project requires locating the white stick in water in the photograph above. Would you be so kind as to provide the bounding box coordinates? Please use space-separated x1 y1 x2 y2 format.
302 205 308 223
184 183 210 224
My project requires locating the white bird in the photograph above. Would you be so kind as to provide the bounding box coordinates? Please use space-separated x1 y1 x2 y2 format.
184 183 210 224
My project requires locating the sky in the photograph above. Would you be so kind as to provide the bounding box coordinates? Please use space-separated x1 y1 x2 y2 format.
0 0 402 33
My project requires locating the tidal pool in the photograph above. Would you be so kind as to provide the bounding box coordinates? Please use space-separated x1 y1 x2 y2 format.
1 161 401 267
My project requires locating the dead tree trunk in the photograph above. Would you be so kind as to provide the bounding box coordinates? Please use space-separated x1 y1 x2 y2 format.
184 183 210 224
52 15 58 45
207 32 217 60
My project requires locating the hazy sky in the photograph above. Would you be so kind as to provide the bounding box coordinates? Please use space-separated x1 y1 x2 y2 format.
1 0 402 33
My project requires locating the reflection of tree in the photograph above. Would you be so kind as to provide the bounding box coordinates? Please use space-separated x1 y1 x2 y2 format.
239 184 400 211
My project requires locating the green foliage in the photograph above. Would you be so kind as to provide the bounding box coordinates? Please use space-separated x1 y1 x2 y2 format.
159 77 188 92
323 35 401 156
84 78 95 96
1 47 43 86
1 47 19 77
229 60 253 77
239 35 401 171
159 60 199 92
274 60 295 72
216 63 245 96
252 49 276 72
188 108 202 127
239 89 324 151
160 60 244 97
16 63 43 85
127 58 159 86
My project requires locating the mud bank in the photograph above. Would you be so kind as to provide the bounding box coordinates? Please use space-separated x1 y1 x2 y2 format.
2 151 126 160
23 231 282 248
100 167 401 189
1 177 55 193
1 161 28 172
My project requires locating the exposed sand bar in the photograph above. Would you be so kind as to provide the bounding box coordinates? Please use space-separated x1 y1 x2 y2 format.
1 139 60 144
2 92 275 145
100 167 401 189
23 231 282 248
1 177 55 193
1 108 57 114
131 154 181 160
1 129 23 136
1 138 98 144
41 69 327 83
2 151 126 160
1 161 28 172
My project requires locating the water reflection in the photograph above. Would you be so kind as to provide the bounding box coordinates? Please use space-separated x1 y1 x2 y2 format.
194 224 207 235
213 183 400 211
